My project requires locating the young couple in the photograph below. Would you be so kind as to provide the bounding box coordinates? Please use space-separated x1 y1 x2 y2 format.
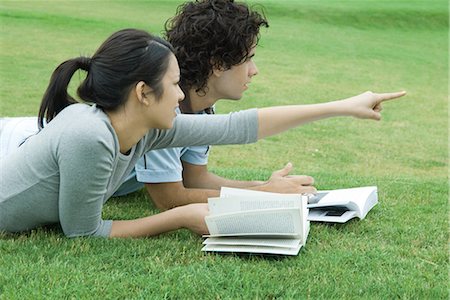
0 0 405 238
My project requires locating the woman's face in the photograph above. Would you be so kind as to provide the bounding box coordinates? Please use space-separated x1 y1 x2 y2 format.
147 54 185 129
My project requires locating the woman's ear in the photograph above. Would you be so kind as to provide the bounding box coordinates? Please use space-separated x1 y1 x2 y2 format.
135 81 146 102
134 81 152 105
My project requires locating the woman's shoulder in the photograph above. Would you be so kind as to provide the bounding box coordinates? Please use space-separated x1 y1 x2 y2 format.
57 104 111 130
61 103 108 121
50 104 117 150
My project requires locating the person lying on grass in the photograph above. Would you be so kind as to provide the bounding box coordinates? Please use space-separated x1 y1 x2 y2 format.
0 28 405 238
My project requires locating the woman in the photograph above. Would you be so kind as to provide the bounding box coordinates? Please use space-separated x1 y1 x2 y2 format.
0 28 405 238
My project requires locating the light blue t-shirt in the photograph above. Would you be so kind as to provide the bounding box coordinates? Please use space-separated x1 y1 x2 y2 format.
114 108 210 196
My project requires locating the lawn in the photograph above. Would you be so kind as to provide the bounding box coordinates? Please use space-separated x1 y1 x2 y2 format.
0 0 448 299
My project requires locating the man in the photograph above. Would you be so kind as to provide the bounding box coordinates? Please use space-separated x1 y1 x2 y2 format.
115 0 316 210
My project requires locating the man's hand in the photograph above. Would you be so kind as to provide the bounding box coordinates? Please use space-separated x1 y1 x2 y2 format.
261 163 316 194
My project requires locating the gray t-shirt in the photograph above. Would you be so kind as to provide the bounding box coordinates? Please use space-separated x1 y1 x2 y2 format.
0 104 258 238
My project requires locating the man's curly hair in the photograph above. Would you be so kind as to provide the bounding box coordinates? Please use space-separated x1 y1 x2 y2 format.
165 0 268 98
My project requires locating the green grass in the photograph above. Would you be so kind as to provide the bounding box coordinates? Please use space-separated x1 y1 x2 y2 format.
0 0 448 299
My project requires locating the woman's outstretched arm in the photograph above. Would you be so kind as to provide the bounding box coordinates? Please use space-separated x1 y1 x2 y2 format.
151 91 406 151
257 91 406 139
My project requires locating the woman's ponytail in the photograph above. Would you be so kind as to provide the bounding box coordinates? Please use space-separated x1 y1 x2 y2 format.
38 29 175 128
38 56 91 128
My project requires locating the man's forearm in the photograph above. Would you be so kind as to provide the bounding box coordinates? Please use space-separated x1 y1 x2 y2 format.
184 171 264 190
177 187 220 204
146 183 220 210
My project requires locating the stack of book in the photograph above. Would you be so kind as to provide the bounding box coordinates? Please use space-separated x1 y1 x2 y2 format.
202 187 309 256
201 186 378 256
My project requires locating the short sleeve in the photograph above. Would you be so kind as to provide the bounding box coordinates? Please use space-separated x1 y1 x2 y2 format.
135 147 184 183
180 145 209 165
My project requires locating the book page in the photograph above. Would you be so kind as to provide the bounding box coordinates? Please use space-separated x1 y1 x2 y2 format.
205 208 302 236
203 237 301 249
220 187 281 198
203 233 300 238
303 220 310 245
201 244 302 256
308 209 358 223
307 186 377 217
307 191 329 204
208 194 303 215
361 188 378 219
221 187 325 205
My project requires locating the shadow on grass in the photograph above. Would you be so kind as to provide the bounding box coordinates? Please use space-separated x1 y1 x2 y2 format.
202 251 294 261
0 224 64 240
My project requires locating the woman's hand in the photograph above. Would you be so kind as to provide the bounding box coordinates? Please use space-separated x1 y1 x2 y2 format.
257 90 406 139
340 91 406 120
179 203 210 235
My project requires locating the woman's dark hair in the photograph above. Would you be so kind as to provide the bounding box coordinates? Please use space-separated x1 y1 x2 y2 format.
164 0 268 106
38 28 174 128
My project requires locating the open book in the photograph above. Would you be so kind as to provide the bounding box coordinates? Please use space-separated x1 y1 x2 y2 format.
213 186 378 224
307 186 378 223
202 190 310 256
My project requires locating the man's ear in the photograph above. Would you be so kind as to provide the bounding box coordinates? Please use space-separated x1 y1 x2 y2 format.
211 59 225 78
212 67 223 78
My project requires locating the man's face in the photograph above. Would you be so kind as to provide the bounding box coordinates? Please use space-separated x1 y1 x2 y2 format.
211 45 259 100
